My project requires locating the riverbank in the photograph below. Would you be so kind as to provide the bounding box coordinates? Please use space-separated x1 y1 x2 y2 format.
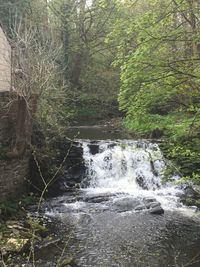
0 194 77 267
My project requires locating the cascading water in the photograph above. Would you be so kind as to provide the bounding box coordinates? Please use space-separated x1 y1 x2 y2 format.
81 140 183 210
42 136 200 267
82 140 164 190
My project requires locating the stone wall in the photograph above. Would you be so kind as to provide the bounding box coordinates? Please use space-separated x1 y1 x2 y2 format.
0 157 29 200
0 92 15 148
0 25 11 92
0 27 30 201
0 92 30 201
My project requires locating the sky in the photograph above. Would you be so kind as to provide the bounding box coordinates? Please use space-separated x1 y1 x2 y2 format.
87 0 93 7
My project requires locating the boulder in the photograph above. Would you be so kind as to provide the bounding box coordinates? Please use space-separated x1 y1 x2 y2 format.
149 206 164 215
135 204 146 211
112 197 141 212
146 201 161 209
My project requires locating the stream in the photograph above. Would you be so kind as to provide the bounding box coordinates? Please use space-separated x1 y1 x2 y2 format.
35 127 200 267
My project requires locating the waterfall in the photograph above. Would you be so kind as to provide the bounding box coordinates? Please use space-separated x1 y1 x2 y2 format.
81 140 183 209
43 139 199 267
82 140 164 190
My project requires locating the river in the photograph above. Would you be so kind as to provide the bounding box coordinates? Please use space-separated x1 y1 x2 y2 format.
34 126 200 267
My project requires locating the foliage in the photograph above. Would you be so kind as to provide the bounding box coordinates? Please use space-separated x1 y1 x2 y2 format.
0 0 121 128
161 138 200 182
48 0 120 110
0 195 36 218
107 0 200 181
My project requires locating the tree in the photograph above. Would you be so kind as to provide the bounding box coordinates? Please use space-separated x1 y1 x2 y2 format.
108 0 200 136
107 0 200 179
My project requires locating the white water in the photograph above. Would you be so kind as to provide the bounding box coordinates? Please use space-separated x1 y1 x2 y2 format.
81 140 184 210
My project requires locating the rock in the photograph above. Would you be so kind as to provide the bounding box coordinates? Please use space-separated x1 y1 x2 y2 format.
136 175 148 190
108 143 117 149
195 199 200 209
84 196 110 203
112 197 141 212
149 206 164 215
182 197 196 207
136 142 147 149
34 238 61 254
6 221 25 231
60 257 74 267
88 144 99 155
3 238 29 253
193 185 200 195
146 201 161 209
30 138 85 196
180 184 200 207
150 159 159 177
144 197 157 204
84 193 116 203
150 128 163 139
135 204 146 211
184 185 200 200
